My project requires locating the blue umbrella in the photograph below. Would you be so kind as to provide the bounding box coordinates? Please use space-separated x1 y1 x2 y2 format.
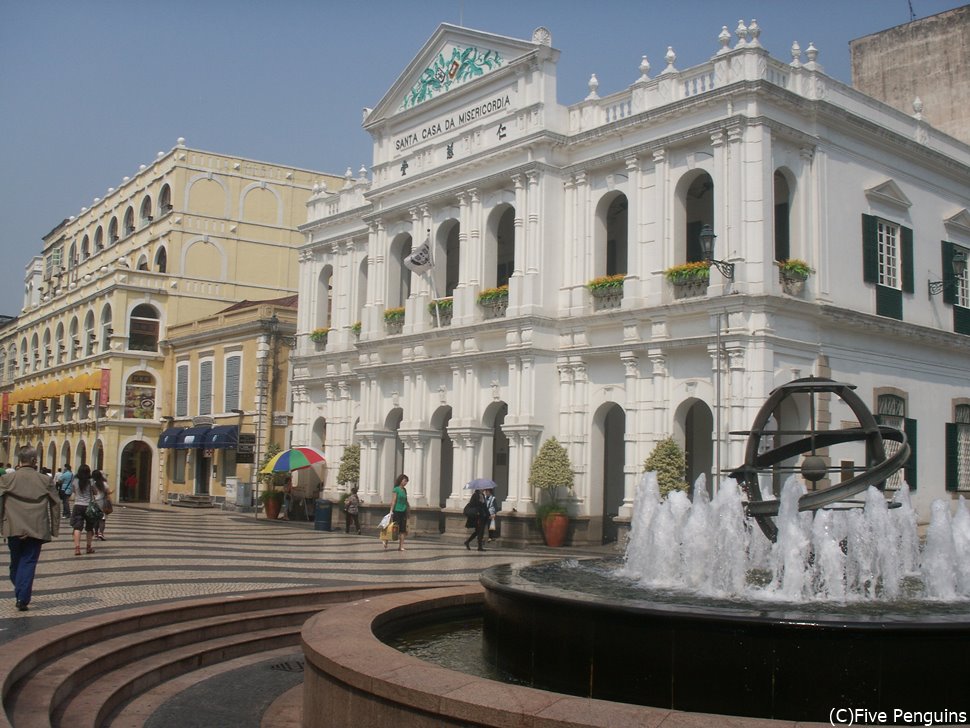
465 478 496 491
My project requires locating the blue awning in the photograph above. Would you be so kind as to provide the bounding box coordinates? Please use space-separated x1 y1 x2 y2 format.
202 425 239 449
158 427 185 449
175 425 211 449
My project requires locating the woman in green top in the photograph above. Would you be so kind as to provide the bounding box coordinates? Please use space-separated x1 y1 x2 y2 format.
389 474 409 551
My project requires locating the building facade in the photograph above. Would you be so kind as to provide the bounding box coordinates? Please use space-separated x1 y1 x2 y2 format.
294 23 970 544
3 140 340 502
158 297 298 506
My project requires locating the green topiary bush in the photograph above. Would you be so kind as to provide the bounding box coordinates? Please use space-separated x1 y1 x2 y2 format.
528 437 574 521
642 436 689 498
336 444 360 487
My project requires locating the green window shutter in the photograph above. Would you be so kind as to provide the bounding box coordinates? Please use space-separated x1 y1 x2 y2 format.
942 241 957 306
876 285 902 319
903 417 917 490
955 306 970 336
901 226 914 294
862 214 879 284
945 423 959 492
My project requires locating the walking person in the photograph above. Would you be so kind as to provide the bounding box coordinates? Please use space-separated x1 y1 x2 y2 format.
344 485 362 534
70 465 98 556
463 490 490 551
484 487 498 542
389 474 409 552
91 470 112 541
0 447 61 611
57 463 73 518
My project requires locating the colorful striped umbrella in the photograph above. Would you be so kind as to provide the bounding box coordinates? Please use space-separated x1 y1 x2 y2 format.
260 446 327 473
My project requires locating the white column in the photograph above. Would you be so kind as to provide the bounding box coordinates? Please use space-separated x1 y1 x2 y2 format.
560 176 576 311
620 352 640 514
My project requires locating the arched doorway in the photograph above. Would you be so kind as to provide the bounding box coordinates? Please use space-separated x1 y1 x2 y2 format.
483 402 509 504
682 399 714 497
120 440 153 502
600 403 626 544
430 406 453 512
384 408 404 490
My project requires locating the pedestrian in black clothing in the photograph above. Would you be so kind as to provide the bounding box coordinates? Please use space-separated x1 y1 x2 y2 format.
463 490 490 551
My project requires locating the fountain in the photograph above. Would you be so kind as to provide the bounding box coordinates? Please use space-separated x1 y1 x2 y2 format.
481 379 970 721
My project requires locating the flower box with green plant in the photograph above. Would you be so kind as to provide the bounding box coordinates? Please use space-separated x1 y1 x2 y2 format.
776 258 814 281
586 273 625 292
351 321 362 336
428 297 454 314
383 307 405 323
642 436 689 498
664 261 712 284
528 437 575 526
309 327 330 343
477 285 509 304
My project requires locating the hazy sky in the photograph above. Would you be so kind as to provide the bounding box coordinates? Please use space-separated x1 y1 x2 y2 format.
1 0 964 317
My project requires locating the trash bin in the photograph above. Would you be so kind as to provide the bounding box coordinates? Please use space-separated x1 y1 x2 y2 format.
314 499 333 531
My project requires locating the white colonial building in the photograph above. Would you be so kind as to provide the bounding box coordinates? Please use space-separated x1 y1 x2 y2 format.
294 23 970 545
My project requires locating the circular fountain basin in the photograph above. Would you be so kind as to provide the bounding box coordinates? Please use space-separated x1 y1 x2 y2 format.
481 559 970 722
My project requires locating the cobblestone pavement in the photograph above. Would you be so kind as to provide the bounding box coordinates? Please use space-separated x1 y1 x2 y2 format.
1 504 580 646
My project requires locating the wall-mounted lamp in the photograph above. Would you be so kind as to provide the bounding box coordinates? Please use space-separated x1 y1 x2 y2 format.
698 224 735 280
928 249 968 296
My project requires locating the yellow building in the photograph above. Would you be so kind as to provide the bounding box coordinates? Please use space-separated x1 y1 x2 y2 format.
159 297 298 507
2 139 340 502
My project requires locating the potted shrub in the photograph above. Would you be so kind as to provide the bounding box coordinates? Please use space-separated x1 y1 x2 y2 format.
350 321 362 337
309 327 330 344
776 258 814 295
477 285 509 318
642 436 689 498
528 437 575 547
587 273 625 309
428 297 453 326
258 443 287 518
384 306 405 333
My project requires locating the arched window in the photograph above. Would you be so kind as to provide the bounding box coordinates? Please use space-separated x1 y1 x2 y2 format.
356 257 368 326
42 330 52 367
94 226 104 251
876 393 908 490
30 333 40 371
55 322 65 364
140 195 153 226
158 184 173 215
81 235 90 261
136 254 149 271
83 311 96 356
316 266 333 328
680 172 715 264
123 206 135 237
69 317 80 360
100 305 113 353
68 242 78 270
484 205 515 290
389 234 412 308
108 217 119 244
774 171 792 262
124 370 156 419
128 304 160 352
594 192 628 277
434 220 460 297
155 247 168 273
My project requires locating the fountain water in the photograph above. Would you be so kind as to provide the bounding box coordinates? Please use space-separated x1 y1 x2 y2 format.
618 472 970 603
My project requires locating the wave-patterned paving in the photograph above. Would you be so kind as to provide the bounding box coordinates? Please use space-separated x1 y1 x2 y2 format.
1 506 569 727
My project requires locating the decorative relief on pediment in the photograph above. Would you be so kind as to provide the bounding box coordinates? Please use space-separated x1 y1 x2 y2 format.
401 45 503 110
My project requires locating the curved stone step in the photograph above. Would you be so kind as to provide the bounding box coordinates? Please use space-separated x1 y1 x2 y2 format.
1 584 442 728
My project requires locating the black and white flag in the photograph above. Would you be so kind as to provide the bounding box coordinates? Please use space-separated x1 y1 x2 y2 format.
404 237 433 273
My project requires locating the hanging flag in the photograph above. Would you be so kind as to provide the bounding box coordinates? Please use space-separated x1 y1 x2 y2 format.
404 236 433 273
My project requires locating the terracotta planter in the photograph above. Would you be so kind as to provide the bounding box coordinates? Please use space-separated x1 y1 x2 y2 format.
543 512 569 547
263 498 281 520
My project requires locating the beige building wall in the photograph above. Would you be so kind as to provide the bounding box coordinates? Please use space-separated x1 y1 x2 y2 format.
2 140 340 501
160 300 299 507
851 5 970 145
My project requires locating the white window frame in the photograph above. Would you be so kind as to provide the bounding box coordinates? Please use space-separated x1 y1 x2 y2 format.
877 220 900 289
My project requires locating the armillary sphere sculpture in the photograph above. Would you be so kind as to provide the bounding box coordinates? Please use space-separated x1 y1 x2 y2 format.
730 377 910 543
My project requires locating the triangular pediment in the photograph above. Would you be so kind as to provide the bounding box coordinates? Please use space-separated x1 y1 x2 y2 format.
944 208 970 237
864 179 912 210
365 24 552 127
